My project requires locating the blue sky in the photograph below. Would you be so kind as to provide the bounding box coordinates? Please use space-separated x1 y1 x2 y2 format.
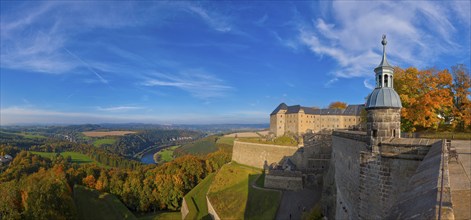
1 1 470 125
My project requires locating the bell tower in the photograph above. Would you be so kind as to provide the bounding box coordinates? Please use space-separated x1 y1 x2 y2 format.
365 35 402 147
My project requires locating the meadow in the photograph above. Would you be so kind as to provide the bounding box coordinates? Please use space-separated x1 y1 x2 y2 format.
93 138 117 147
155 145 179 163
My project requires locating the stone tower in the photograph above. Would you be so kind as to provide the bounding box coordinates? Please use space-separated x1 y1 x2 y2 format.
365 35 402 147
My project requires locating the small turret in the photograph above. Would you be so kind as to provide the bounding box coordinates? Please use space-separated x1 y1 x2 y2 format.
365 35 402 147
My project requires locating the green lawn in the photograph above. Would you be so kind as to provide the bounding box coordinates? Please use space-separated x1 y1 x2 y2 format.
155 145 179 163
238 135 298 146
183 173 216 220
207 163 281 220
93 138 117 147
216 137 235 146
74 185 137 220
30 151 108 167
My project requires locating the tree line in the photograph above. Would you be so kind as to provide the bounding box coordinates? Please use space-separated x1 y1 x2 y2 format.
0 147 231 219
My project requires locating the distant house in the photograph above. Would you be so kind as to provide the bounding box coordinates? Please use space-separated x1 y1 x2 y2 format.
0 154 13 165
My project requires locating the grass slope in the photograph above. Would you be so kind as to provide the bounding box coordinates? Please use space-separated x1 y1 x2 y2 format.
183 173 216 220
74 185 136 220
207 163 281 220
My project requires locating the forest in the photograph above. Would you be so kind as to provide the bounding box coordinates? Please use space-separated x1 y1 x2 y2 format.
0 124 232 219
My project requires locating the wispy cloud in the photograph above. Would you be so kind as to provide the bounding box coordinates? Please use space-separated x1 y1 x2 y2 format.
297 1 468 87
142 71 233 99
186 5 232 32
97 106 143 112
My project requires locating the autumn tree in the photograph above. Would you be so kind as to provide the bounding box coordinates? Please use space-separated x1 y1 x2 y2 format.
328 101 347 109
452 64 471 130
394 67 454 131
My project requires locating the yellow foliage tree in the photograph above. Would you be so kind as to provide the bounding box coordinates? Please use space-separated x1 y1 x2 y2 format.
328 101 348 109
394 67 454 131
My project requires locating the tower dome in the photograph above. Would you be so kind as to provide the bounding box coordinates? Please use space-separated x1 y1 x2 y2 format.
365 35 402 109
366 35 402 145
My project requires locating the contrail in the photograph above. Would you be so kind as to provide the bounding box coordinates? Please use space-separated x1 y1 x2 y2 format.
64 48 108 84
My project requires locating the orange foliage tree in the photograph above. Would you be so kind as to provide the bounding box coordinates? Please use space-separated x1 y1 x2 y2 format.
452 64 471 130
328 101 348 109
394 67 455 131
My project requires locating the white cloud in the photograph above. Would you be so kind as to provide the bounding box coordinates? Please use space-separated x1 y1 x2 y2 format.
297 1 469 88
142 71 233 99
97 106 143 112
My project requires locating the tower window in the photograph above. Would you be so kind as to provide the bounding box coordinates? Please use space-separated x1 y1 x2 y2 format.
384 74 389 87
373 129 378 137
378 75 382 87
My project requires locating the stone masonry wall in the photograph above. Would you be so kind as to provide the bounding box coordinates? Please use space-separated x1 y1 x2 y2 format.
264 173 303 191
232 141 299 169
332 134 368 219
332 130 440 219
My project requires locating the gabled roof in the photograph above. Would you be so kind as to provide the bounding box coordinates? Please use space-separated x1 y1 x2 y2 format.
270 103 288 115
271 103 364 116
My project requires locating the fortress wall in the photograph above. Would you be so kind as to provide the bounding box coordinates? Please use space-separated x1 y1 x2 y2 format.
206 196 221 220
332 134 368 219
388 140 453 219
332 130 441 219
232 141 299 169
264 174 303 191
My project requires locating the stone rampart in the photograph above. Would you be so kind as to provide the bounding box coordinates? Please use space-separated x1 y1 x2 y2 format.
181 197 189 220
232 141 299 169
387 140 454 219
330 130 447 219
264 170 303 191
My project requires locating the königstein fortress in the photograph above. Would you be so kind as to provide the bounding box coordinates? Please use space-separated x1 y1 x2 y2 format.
228 35 459 220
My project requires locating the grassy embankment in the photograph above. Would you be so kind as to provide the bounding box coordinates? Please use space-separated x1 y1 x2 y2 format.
207 163 281 220
74 185 136 220
30 151 109 168
238 135 298 146
183 173 216 220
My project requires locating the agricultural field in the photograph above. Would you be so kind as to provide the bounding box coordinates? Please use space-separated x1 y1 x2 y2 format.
74 185 136 220
183 173 216 220
30 151 108 167
82 131 136 137
207 163 281 220
0 131 47 139
93 138 117 147
155 145 179 163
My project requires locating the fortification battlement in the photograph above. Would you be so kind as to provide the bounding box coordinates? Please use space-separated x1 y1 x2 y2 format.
332 130 368 142
267 169 303 177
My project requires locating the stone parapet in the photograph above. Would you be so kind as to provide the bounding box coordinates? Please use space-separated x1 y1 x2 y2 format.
332 130 369 143
181 197 189 220
387 140 454 219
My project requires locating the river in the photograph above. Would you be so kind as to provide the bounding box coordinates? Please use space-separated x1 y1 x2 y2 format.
140 145 170 164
